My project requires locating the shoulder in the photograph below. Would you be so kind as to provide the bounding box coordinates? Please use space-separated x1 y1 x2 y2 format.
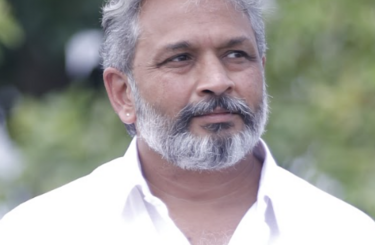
272 166 375 243
4 156 125 211
0 157 128 244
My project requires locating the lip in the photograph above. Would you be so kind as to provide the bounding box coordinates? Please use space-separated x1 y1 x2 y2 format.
194 108 237 123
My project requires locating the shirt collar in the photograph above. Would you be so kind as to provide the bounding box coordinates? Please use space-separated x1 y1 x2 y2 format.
107 137 279 228
86 137 148 217
257 139 280 208
255 139 281 236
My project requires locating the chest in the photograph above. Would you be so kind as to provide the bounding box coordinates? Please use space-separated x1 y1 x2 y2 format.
121 187 272 245
169 209 241 245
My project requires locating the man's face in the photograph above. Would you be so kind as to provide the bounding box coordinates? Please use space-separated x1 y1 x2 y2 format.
131 0 268 170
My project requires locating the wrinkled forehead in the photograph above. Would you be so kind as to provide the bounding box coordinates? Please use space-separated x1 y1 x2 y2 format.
140 0 246 17
138 0 250 34
175 0 243 12
136 0 255 46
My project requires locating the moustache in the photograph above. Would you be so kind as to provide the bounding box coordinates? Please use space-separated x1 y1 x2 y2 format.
172 95 256 133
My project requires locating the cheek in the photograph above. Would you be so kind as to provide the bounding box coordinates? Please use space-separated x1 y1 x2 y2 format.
159 76 194 112
233 70 264 107
136 72 193 115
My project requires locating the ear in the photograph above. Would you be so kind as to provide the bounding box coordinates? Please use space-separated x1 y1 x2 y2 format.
103 68 136 125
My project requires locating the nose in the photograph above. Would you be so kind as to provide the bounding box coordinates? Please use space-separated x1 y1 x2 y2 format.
196 55 234 97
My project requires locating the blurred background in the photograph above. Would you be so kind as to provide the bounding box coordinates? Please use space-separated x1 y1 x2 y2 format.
0 0 374 219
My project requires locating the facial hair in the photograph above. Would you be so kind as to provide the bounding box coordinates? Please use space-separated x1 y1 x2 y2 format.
133 87 268 171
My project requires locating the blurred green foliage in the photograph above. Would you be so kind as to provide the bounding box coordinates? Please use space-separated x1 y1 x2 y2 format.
1 0 374 219
8 88 131 194
265 0 375 216
0 0 24 60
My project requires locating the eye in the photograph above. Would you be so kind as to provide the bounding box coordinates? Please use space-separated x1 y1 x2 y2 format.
226 51 250 59
168 54 191 62
157 53 193 69
223 50 258 66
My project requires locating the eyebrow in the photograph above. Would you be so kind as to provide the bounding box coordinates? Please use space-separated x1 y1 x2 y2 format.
164 41 192 51
162 36 252 52
222 36 250 49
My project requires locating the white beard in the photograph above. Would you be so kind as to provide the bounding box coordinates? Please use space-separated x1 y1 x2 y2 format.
133 86 268 171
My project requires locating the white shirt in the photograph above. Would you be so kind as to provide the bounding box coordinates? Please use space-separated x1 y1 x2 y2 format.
0 138 374 245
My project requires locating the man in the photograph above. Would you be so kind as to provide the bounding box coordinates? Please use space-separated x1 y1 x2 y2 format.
1 0 374 244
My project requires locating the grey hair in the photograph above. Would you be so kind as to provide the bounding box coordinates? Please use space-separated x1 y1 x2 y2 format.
100 0 267 137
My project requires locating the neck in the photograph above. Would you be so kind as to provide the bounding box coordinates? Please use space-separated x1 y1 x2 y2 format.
137 137 264 243
136 137 263 204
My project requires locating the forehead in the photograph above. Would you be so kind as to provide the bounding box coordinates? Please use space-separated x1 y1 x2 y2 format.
137 0 256 49
140 0 242 15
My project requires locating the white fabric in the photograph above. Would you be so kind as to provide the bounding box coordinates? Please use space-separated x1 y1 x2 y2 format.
0 138 374 245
